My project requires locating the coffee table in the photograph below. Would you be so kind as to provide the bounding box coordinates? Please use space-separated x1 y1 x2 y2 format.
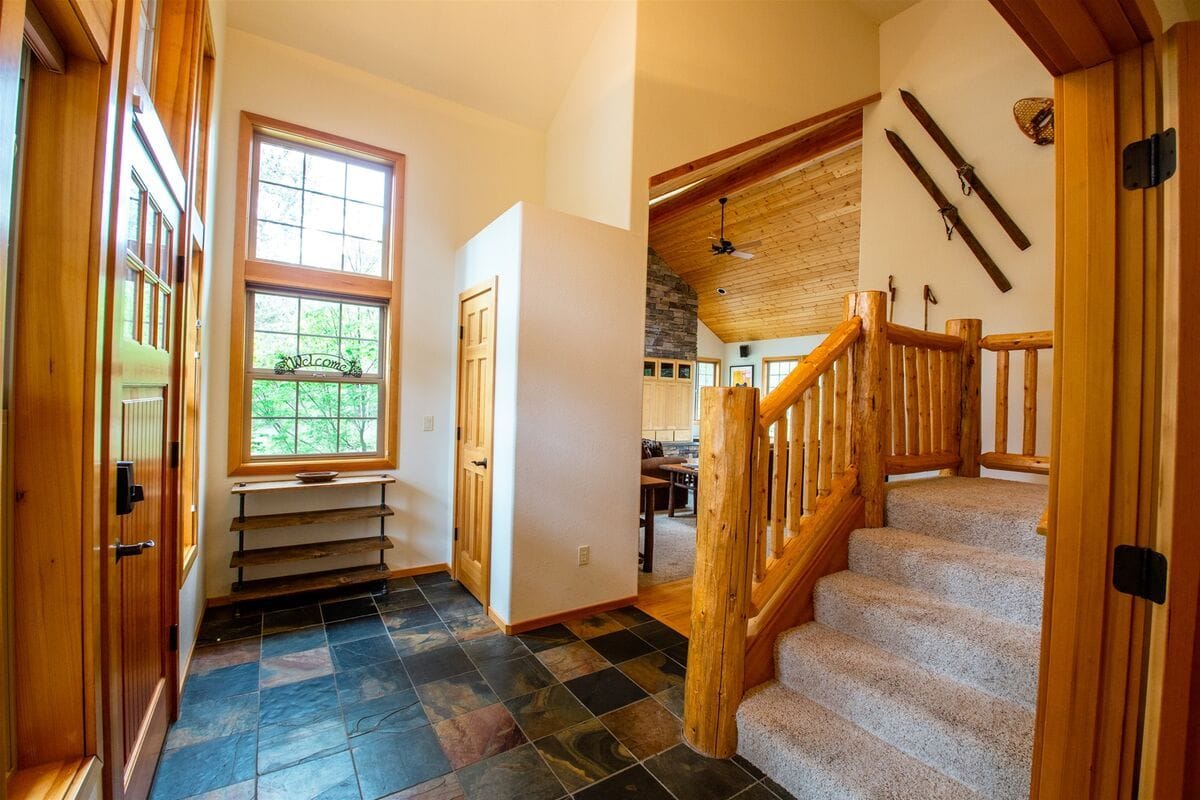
662 463 698 517
639 475 669 573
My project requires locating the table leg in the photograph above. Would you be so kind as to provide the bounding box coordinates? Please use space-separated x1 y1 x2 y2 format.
643 485 655 573
668 475 676 517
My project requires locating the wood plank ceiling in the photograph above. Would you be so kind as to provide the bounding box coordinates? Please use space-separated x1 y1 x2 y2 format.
649 143 862 342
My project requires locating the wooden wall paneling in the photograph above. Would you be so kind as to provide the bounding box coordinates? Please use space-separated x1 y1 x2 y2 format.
649 146 862 341
1140 21 1200 800
1032 41 1161 799
651 112 862 227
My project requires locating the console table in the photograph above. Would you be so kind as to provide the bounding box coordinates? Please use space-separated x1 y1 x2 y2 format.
639 475 669 573
662 463 698 517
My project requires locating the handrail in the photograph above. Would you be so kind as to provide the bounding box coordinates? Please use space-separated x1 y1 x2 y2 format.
758 318 861 427
884 321 962 351
682 290 1055 759
980 330 1052 474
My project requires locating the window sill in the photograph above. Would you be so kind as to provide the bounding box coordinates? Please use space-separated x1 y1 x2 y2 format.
229 456 395 477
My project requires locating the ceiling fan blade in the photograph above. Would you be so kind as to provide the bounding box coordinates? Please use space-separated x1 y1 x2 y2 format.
737 240 763 250
731 250 755 260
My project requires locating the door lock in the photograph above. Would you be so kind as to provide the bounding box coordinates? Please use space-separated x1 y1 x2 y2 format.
116 460 145 516
114 539 156 562
470 458 488 468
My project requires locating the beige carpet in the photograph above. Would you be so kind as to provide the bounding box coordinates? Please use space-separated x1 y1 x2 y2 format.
738 476 1045 800
639 512 697 587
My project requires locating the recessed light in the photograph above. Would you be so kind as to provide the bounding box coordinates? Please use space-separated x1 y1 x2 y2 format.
716 287 727 296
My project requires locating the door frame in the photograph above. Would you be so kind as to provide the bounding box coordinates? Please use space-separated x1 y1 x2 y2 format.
987 1 1197 797
451 276 497 607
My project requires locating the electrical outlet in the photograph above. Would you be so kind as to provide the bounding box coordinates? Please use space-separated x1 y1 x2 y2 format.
578 545 590 566
422 415 434 431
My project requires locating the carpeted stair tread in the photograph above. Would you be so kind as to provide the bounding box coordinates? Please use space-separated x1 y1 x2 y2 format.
814 571 1039 708
776 623 1034 799
737 682 982 800
849 527 1044 627
885 477 1047 559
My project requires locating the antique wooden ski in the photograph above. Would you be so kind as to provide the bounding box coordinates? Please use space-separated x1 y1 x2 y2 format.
900 89 1031 251
886 129 1012 292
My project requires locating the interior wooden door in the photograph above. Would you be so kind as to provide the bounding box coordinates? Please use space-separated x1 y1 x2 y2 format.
1139 20 1200 799
453 278 496 605
103 86 185 798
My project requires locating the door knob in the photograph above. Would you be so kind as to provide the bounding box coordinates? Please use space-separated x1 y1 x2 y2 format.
115 539 156 562
470 458 488 468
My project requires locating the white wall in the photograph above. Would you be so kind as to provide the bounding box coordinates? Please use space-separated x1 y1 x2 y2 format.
697 319 723 361
455 206 523 624
458 203 643 625
200 28 545 599
859 0 1054 477
723 334 831 392
544 1 637 230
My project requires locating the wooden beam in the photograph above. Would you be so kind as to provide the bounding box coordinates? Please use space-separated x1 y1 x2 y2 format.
988 0 1159 76
649 112 864 227
649 93 879 188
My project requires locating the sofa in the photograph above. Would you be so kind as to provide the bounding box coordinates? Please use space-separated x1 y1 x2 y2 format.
641 439 689 510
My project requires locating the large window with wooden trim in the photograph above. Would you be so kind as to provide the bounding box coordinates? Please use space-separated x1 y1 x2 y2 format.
228 113 403 475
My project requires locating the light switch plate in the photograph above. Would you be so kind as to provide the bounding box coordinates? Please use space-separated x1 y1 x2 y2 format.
422 415 434 431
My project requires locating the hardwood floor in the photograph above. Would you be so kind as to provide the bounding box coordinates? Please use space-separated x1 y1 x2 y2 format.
636 578 693 637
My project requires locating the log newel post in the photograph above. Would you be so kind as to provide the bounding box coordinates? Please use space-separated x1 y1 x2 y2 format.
946 318 983 477
846 291 888 527
682 385 757 759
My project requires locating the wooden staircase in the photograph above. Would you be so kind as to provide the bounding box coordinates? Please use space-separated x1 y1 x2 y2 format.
682 290 1052 766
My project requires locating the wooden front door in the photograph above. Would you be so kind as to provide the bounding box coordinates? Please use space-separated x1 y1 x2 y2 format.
103 88 185 798
453 278 496 605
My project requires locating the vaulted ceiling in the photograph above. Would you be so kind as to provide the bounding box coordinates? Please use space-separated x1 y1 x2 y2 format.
648 137 863 342
224 1 612 130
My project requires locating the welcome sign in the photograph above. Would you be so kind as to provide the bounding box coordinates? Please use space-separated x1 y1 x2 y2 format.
274 353 363 378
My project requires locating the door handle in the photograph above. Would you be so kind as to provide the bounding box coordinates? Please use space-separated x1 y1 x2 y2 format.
116 460 145 516
470 458 488 468
114 538 156 562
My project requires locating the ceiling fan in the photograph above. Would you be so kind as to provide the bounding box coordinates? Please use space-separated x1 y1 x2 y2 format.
709 197 760 260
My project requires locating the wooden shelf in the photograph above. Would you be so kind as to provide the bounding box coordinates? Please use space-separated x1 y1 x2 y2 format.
231 564 389 602
230 504 393 531
230 536 393 568
231 474 396 495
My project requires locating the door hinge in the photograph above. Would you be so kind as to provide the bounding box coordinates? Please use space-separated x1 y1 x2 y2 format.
175 254 186 284
1112 544 1167 604
169 441 180 469
459 325 464 340
456 426 461 441
453 527 458 541
1123 128 1177 190
168 623 179 652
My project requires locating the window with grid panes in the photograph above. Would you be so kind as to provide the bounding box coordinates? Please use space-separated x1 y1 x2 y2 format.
764 358 800 396
229 114 403 474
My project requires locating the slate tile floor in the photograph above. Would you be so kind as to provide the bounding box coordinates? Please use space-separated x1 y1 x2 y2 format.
152 571 796 800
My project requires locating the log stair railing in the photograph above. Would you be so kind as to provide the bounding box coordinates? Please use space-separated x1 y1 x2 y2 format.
682 290 1054 758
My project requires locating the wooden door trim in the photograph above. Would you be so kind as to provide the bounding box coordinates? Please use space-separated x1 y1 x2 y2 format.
452 276 497 607
1139 21 1200 799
